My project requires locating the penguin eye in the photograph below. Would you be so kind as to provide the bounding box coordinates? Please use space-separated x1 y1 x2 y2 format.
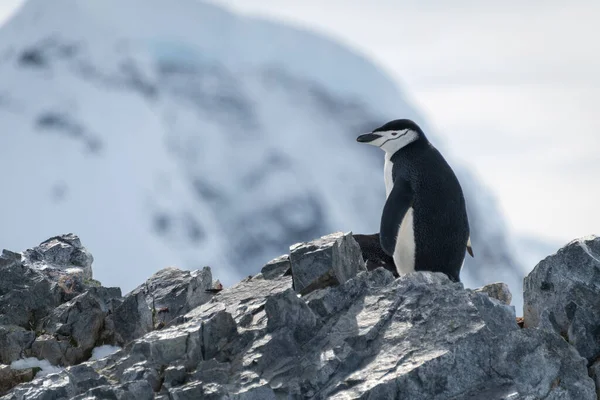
391 131 398 136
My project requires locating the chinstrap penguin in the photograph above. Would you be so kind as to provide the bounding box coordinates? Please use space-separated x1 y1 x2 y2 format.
356 119 473 282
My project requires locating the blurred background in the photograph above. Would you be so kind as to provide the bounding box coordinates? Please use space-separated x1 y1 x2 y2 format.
0 0 598 313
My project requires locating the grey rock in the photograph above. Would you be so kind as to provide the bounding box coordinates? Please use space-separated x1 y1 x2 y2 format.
475 282 513 305
467 291 518 336
524 236 600 362
260 255 291 280
84 286 123 312
202 310 237 361
33 291 106 365
0 366 34 397
0 251 22 268
588 360 600 399
289 231 366 295
192 359 230 384
29 334 70 366
129 266 214 328
71 381 154 400
3 364 107 400
106 266 214 345
121 361 161 391
162 365 186 389
30 286 120 366
0 326 35 364
168 381 206 400
304 267 395 319
0 257 62 328
22 234 94 280
127 322 203 369
230 385 277 400
493 329 594 400
265 289 318 343
3 233 599 400
0 235 102 332
105 291 153 346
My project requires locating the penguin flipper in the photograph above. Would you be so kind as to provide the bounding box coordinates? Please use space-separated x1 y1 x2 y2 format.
380 177 413 257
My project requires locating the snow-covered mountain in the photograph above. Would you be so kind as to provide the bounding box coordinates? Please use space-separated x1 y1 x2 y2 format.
0 0 526 299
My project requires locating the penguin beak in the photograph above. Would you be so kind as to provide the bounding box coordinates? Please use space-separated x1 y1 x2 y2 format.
356 133 382 143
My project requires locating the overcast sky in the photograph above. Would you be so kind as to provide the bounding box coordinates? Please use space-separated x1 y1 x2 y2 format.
1 1 598 245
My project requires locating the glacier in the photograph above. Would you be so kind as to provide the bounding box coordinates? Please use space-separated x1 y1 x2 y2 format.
0 0 528 311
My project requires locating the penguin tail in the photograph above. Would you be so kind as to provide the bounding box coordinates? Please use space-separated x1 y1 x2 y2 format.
466 237 474 257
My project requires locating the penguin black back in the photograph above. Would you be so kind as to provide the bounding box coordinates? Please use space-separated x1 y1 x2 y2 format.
391 139 469 282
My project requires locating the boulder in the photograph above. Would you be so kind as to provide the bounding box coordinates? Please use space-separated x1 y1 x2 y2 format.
105 266 214 346
22 234 94 280
524 236 600 362
259 255 291 280
105 291 153 346
0 326 35 365
0 235 101 331
289 231 366 295
474 282 512 305
0 366 34 397
128 266 214 328
0 252 62 328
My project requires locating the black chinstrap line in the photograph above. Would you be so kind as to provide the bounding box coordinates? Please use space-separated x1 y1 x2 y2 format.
379 130 409 147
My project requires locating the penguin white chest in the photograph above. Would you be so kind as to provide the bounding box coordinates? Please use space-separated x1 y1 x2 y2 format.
384 156 394 198
394 207 416 275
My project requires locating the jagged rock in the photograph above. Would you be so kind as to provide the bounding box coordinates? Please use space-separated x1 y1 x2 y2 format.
467 290 518 336
32 291 107 366
0 253 62 327
84 267 595 399
260 255 291 280
202 310 238 361
3 364 107 400
22 234 94 280
2 233 599 399
71 381 154 400
289 231 366 295
524 236 600 362
0 235 102 333
104 266 215 346
492 329 593 400
105 291 153 346
162 365 186 389
121 361 161 392
29 335 69 366
589 360 600 399
0 251 22 268
27 286 121 366
191 359 230 384
128 266 214 328
0 366 34 397
0 326 35 364
475 282 512 305
264 289 318 343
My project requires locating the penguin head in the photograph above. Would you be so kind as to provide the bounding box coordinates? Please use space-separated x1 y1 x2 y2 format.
356 119 426 154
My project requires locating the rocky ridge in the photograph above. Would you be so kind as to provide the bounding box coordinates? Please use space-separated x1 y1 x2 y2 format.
0 232 599 399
